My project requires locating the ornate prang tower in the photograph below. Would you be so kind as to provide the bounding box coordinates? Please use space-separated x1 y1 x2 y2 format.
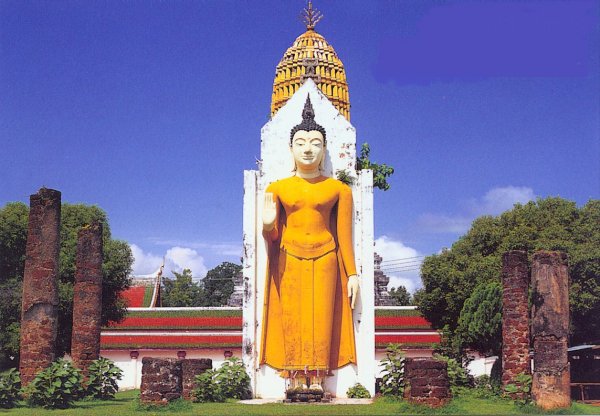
271 1 350 120
242 2 375 399
374 253 395 306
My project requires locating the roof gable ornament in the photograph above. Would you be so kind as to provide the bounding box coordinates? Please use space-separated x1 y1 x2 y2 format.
301 1 323 31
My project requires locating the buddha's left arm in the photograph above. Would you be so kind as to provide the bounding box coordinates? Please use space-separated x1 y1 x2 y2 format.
338 185 359 307
337 185 357 277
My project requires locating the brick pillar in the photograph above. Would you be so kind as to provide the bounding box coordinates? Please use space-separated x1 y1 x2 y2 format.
71 222 103 377
19 188 61 386
140 358 183 404
501 250 531 391
531 251 570 410
181 358 212 400
403 358 451 407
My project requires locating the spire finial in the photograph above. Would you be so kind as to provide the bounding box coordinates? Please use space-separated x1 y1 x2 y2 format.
301 1 323 31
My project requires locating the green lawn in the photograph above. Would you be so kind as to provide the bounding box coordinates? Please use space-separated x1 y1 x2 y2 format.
0 389 598 415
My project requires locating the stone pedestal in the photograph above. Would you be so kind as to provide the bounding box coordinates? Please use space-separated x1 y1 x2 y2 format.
404 358 451 407
140 358 183 404
71 222 103 377
242 80 375 398
501 250 531 392
531 251 570 410
19 188 61 386
181 359 212 401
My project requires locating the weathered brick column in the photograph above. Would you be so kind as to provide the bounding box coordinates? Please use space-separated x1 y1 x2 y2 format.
19 188 61 386
71 222 103 377
181 358 212 400
531 251 570 410
501 250 531 391
140 358 183 404
403 358 451 407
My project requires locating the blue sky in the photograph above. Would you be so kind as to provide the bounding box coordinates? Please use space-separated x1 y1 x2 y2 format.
1 0 598 291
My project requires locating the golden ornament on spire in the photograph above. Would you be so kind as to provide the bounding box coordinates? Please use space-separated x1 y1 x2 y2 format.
270 2 350 120
301 1 323 31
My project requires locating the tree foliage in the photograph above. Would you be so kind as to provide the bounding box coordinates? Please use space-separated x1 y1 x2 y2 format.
162 269 204 307
456 281 503 356
416 197 600 352
389 285 412 306
0 202 133 368
356 143 395 191
201 262 241 307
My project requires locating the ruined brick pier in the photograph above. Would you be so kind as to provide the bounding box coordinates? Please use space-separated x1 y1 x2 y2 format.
501 250 531 391
531 251 570 410
403 358 451 407
19 188 61 386
71 222 104 377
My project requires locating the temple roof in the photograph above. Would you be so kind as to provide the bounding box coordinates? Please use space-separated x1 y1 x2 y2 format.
100 307 440 350
270 3 350 120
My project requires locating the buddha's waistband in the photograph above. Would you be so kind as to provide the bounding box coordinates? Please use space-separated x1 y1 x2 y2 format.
280 238 337 260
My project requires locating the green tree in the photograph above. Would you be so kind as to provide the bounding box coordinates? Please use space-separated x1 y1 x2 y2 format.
201 262 241 307
455 281 503 356
389 285 412 305
416 197 599 352
0 202 133 367
356 143 395 191
162 269 204 307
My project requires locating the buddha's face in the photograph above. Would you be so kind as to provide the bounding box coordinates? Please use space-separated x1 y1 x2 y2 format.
291 130 325 172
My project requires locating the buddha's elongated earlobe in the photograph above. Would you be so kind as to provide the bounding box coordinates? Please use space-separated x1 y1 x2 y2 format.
290 146 297 172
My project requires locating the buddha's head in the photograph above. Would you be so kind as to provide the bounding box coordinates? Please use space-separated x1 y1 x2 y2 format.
290 95 327 173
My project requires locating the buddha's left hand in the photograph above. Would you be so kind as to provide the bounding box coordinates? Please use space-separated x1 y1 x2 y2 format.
348 274 359 309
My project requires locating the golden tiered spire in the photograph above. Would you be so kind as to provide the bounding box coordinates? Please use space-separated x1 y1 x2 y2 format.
270 2 350 120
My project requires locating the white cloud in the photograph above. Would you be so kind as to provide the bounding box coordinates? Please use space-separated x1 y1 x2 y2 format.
146 238 241 258
130 244 163 276
417 186 535 234
165 246 208 279
129 244 208 280
468 186 535 216
374 236 422 294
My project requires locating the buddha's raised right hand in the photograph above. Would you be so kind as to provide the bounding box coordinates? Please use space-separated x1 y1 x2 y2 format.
263 192 277 231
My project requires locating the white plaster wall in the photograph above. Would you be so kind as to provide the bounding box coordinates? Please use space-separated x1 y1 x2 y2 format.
101 349 242 391
243 80 375 398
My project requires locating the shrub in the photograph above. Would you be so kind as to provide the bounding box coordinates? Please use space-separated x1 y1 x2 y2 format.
346 383 371 398
26 359 85 409
193 369 225 403
433 354 471 391
193 357 251 402
379 343 405 397
473 374 501 398
0 368 21 408
503 372 532 406
86 357 123 399
214 357 251 400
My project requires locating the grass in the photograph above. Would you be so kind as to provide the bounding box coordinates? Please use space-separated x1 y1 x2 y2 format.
0 389 598 415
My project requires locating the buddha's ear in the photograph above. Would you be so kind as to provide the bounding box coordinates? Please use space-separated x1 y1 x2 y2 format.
289 147 297 172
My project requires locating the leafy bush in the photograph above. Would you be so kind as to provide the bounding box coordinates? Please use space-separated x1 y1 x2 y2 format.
193 369 225 403
346 383 371 398
215 357 251 400
379 343 405 397
86 357 123 399
0 368 21 408
503 372 532 406
433 354 471 391
473 374 501 398
193 357 251 402
26 359 85 409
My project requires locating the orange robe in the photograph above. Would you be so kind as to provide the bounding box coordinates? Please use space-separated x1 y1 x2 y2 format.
260 175 357 371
